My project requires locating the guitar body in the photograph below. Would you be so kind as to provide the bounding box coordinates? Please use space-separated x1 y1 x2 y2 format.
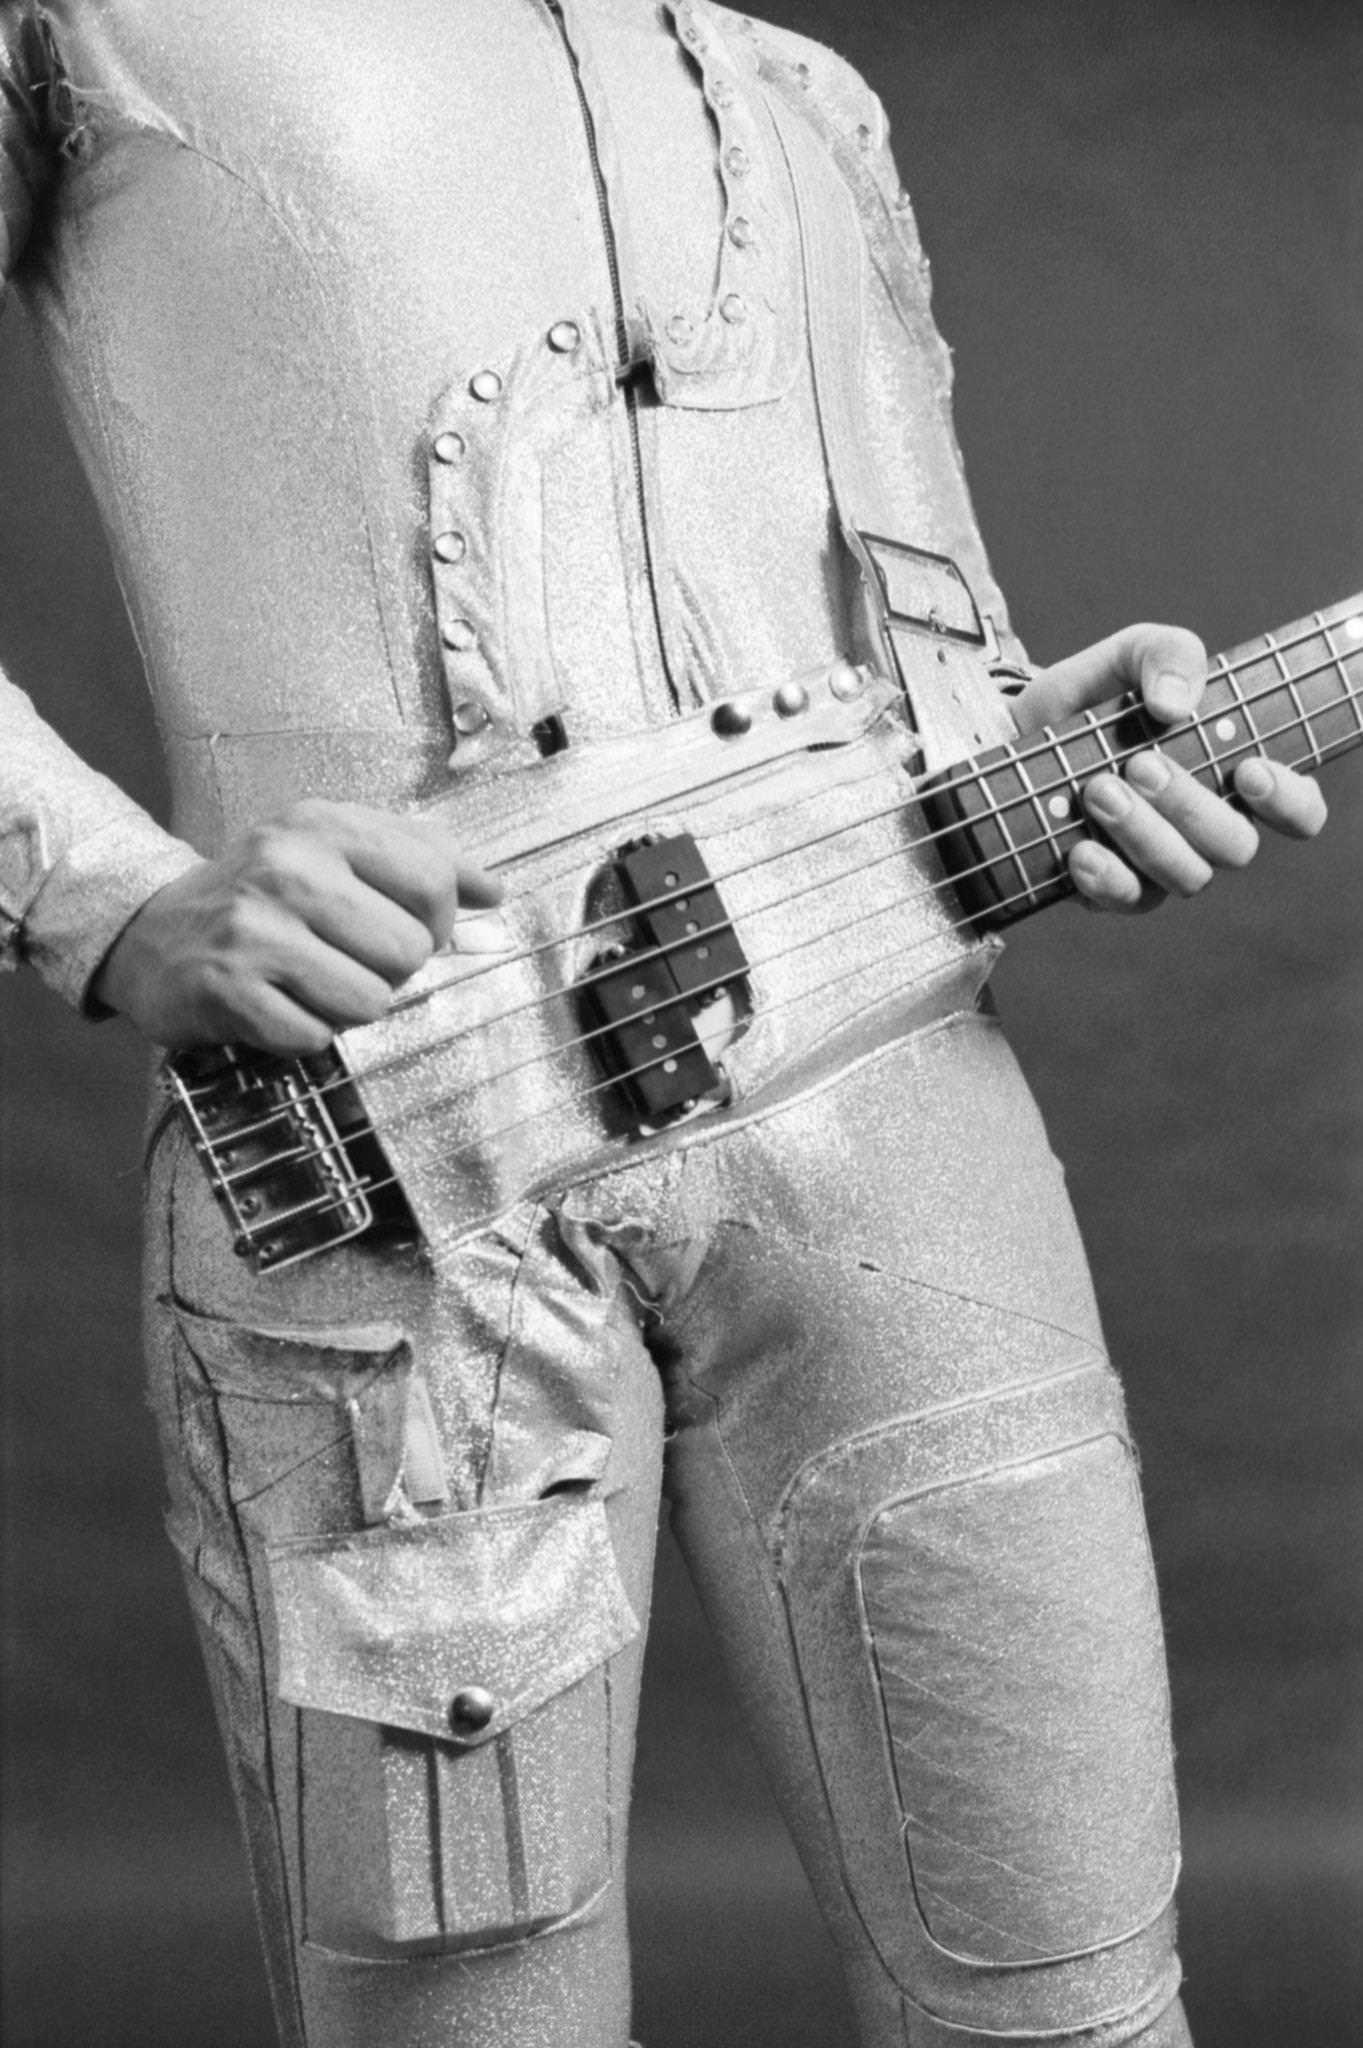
343 666 994 1271
169 581 1363 1274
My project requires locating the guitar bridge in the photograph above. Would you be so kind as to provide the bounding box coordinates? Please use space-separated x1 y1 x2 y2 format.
166 1044 412 1272
579 833 750 1124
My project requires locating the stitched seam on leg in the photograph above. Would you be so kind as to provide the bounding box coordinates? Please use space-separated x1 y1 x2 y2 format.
200 1376 311 2046
674 1371 919 2003
776 1361 1118 1535
706 1215 1105 1359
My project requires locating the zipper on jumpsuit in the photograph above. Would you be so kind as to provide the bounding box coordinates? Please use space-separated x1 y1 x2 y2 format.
542 0 682 716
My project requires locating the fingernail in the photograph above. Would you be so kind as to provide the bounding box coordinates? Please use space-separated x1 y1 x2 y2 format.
1237 758 1273 799
1085 774 1130 823
449 909 516 955
1147 671 1196 721
1126 749 1171 796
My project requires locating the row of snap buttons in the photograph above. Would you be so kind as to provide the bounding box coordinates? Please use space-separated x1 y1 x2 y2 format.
432 321 586 746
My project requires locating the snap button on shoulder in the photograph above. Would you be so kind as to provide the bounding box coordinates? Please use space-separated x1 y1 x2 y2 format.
469 369 503 402
855 122 874 152
720 293 747 325
710 80 734 109
452 700 491 735
724 144 750 178
433 531 467 564
448 1687 496 1738
433 431 465 464
666 313 694 346
442 619 477 653
547 319 582 354
727 216 754 249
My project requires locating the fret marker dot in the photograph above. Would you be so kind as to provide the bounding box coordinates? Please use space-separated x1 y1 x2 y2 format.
1047 794 1072 820
1345 617 1363 642
1215 717 1238 743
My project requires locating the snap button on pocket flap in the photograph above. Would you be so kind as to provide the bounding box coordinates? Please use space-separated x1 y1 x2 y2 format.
266 1495 638 1746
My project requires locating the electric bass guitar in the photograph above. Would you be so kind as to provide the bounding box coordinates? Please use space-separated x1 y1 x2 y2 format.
168 575 1363 1274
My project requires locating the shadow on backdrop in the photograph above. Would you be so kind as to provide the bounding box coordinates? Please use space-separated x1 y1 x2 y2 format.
2 3 1360 2044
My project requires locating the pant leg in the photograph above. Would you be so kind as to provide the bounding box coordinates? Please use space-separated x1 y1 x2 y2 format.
143 1113 664 2048
627 1008 1191 2047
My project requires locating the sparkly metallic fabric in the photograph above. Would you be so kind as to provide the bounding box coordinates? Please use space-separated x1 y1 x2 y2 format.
6 2 1190 2043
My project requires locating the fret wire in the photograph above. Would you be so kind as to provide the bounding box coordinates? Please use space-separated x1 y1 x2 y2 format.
1010 734 1055 896
1220 649 1261 747
1320 614 1363 742
970 759 1035 911
1268 627 1322 770
1048 729 1085 841
198 640 1363 1150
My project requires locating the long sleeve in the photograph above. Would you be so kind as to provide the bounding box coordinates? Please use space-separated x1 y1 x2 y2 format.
1 2 198 1009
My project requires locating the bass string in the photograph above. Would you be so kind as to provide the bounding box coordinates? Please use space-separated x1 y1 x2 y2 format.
380 617 1362 1020
180 609 1359 1103
199 668 1350 1157
237 692 1349 1245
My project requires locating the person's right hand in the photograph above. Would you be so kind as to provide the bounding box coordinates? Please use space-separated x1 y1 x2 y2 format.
91 799 504 1053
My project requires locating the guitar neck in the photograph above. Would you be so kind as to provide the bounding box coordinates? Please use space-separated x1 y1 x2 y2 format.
922 593 1363 930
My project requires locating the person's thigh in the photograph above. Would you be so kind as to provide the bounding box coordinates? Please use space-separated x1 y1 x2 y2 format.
143 1116 664 2048
654 1010 1189 2047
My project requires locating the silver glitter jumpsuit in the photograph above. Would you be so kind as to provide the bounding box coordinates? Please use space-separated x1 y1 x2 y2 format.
0 4 1191 2044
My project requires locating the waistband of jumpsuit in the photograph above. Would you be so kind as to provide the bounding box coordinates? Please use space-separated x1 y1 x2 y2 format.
165 727 501 851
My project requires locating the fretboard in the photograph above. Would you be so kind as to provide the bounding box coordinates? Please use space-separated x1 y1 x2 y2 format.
922 594 1363 929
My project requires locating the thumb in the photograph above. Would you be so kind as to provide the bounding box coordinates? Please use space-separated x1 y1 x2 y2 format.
1015 622 1207 731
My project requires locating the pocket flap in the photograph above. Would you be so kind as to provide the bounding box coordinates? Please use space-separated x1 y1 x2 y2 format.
266 1495 637 1746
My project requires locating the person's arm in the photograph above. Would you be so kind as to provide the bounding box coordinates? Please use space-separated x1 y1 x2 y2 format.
1 8 503 1050
0 2 202 1007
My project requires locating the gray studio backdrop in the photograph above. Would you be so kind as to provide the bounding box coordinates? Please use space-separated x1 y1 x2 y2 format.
2 3 1360 2045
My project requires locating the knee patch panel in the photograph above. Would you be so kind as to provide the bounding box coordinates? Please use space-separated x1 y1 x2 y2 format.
776 1363 1181 2039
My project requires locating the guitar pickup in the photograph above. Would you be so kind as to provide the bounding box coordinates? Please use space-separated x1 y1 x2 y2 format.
580 833 749 1122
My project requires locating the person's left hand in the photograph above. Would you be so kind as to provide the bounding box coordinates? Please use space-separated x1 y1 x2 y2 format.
1011 623 1328 912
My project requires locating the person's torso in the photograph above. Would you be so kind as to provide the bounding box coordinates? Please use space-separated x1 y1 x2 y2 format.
17 0 1009 847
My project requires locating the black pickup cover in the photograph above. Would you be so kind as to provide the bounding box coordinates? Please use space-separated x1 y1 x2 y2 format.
581 833 748 1121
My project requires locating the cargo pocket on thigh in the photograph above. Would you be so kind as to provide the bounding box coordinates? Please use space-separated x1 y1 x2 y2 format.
266 1493 639 1958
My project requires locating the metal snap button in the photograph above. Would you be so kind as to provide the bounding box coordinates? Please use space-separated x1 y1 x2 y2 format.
433 531 467 565
448 1687 496 1738
547 319 582 354
469 369 503 402
442 619 477 653
727 216 755 249
711 699 754 736
772 681 809 717
719 292 748 325
433 431 466 464
452 700 491 735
